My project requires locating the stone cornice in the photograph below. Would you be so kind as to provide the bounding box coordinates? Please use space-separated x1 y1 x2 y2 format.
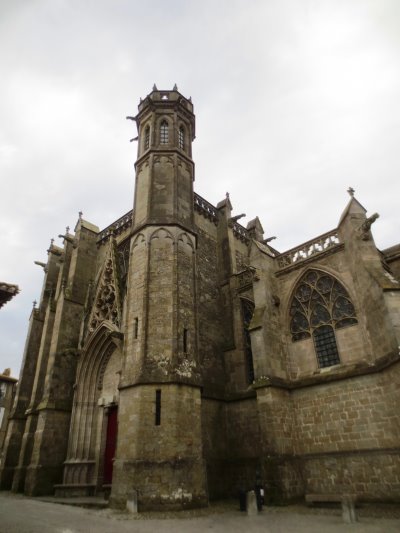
201 390 257 403
119 379 202 391
134 149 194 170
253 349 400 391
260 447 400 462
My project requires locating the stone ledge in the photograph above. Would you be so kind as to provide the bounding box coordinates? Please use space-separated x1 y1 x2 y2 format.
119 378 203 391
300 446 400 460
253 349 400 390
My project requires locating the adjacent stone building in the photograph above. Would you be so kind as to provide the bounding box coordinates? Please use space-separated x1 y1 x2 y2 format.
0 282 19 309
1 87 399 510
0 369 17 457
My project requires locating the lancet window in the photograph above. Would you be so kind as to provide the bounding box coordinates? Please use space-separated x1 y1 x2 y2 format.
178 126 185 150
160 120 169 144
144 125 150 150
289 270 357 368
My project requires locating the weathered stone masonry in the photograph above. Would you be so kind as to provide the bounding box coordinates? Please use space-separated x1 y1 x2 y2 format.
1 87 399 509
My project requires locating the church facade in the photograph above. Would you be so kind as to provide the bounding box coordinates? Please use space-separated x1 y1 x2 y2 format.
1 87 399 510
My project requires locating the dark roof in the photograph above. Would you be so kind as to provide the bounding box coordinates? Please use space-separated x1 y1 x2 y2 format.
0 282 19 309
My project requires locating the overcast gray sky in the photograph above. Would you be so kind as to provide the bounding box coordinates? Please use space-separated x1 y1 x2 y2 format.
1 0 399 377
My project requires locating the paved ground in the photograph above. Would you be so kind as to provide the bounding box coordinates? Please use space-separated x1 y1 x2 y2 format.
1 492 400 533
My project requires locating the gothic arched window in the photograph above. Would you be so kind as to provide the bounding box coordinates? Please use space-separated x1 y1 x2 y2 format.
178 126 185 150
289 270 357 368
144 125 150 150
160 120 169 144
241 298 255 383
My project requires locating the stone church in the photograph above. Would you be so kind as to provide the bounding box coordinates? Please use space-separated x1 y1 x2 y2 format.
1 87 399 510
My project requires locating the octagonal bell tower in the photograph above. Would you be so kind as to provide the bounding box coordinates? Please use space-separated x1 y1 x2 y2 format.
132 85 196 231
111 87 207 510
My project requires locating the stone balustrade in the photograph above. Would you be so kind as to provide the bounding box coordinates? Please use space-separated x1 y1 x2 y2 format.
232 222 250 243
277 229 341 269
194 193 219 223
97 210 133 244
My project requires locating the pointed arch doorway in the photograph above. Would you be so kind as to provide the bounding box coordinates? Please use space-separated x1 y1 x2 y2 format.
56 324 122 497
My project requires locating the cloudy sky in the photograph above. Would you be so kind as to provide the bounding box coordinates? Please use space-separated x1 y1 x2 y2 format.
1 0 399 376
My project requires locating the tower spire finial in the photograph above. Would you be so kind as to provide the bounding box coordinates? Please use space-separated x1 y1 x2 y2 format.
347 186 355 197
152 83 158 91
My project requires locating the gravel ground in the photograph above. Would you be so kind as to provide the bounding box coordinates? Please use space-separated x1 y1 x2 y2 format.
1 491 400 533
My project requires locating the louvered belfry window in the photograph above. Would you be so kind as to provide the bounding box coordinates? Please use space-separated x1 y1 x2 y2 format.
289 270 357 367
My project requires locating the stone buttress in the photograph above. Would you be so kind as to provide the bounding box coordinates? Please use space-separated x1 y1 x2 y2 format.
0 221 99 495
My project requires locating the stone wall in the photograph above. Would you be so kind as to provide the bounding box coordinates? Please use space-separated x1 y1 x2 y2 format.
293 362 400 457
201 396 262 499
111 383 207 510
255 359 400 502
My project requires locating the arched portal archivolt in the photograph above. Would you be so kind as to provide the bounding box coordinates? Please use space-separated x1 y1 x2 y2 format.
62 322 122 487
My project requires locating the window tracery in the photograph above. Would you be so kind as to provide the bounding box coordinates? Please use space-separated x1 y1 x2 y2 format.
289 269 357 367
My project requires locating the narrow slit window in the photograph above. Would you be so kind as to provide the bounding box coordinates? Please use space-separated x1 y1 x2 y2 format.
178 126 184 150
183 328 188 353
134 317 139 339
155 389 161 426
160 120 169 144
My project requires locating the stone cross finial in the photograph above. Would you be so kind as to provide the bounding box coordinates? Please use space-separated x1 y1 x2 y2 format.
66 226 70 234
33 300 37 308
78 211 83 220
347 187 355 197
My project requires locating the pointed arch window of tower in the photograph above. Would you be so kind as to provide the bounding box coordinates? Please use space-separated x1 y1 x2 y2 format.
178 126 185 150
289 269 358 368
144 126 150 150
160 120 169 144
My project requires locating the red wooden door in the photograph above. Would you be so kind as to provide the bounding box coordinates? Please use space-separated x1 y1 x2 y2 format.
103 406 118 485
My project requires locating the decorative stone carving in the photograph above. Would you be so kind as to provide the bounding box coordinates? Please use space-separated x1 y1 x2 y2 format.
236 266 260 290
88 242 122 332
360 213 379 240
